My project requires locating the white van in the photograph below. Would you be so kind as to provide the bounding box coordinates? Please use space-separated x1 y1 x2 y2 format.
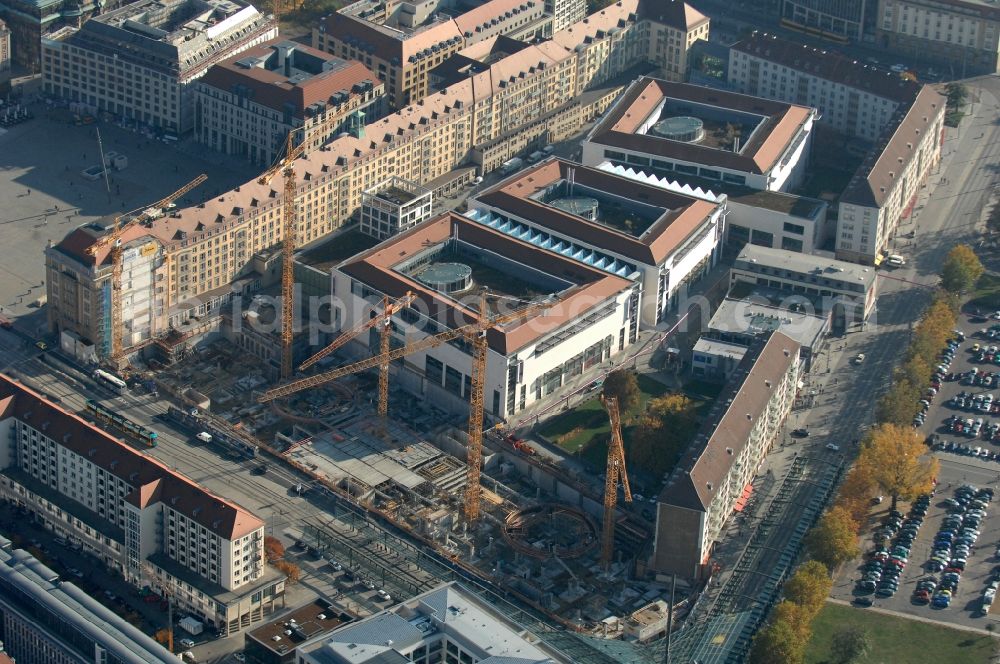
886 254 906 267
195 431 213 443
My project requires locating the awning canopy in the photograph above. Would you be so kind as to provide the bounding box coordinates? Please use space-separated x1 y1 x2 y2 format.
732 481 754 512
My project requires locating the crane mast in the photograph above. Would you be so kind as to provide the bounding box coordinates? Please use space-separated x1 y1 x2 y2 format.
87 174 207 361
258 293 554 521
601 394 632 570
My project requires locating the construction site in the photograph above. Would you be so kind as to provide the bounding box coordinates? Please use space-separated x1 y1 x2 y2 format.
149 328 690 642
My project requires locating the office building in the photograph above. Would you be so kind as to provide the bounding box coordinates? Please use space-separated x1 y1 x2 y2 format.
652 331 801 577
313 0 554 109
877 0 1000 76
0 537 178 663
0 19 9 74
45 0 708 360
297 582 566 664
0 375 284 634
729 243 878 324
728 31 922 141
195 39 384 165
360 176 434 240
836 85 944 264
466 158 726 326
547 0 585 32
41 0 278 135
332 211 637 418
780 0 869 41
582 77 818 193
699 296 830 373
598 160 829 254
245 598 352 664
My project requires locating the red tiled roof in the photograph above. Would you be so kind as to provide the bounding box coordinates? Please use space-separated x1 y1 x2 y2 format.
0 375 263 540
198 39 381 119
475 159 720 265
589 78 813 176
338 212 632 354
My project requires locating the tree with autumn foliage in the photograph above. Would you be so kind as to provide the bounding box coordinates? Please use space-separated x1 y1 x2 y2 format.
783 561 832 621
750 601 808 664
941 244 984 293
806 507 860 571
273 560 301 584
857 423 938 510
264 536 285 563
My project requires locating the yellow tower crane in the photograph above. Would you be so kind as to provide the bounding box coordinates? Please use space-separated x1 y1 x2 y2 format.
258 293 554 521
257 130 306 379
298 292 417 418
600 394 632 570
87 174 207 361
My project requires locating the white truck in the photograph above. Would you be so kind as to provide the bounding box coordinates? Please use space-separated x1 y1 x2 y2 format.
500 157 523 175
178 616 204 636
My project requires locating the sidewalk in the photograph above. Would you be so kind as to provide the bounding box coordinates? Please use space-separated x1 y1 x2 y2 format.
826 598 1000 638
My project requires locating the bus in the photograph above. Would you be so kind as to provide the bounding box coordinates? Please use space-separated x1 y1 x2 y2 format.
85 400 158 447
93 369 127 392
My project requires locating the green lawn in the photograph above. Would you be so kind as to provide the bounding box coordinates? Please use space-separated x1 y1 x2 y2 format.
806 602 995 664
537 374 675 471
971 272 1000 310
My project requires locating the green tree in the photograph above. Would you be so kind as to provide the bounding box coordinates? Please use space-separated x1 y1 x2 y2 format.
829 625 872 664
627 393 699 478
602 369 640 414
945 82 968 108
750 602 808 664
941 244 984 293
858 423 939 510
806 506 860 571
875 378 921 426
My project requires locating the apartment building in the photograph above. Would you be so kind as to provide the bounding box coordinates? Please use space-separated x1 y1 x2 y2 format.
45 0 706 359
41 0 277 135
466 158 726 326
836 85 944 264
0 537 178 663
582 77 817 193
546 0 584 32
195 39 384 165
878 0 1000 76
730 243 878 324
728 31 922 141
0 18 9 74
0 375 284 634
780 0 869 41
314 0 554 109
298 583 565 663
332 212 637 418
652 331 801 578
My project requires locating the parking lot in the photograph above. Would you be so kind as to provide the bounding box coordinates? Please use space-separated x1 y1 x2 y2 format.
831 309 1000 629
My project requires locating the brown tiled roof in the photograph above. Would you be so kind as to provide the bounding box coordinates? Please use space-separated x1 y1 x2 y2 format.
198 40 381 119
732 32 921 104
0 375 264 540
840 85 945 208
659 332 800 511
475 158 720 265
338 212 632 354
589 77 814 176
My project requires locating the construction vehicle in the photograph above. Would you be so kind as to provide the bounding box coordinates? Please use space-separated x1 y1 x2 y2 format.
600 394 632 570
257 130 305 379
258 292 554 521
86 175 207 361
